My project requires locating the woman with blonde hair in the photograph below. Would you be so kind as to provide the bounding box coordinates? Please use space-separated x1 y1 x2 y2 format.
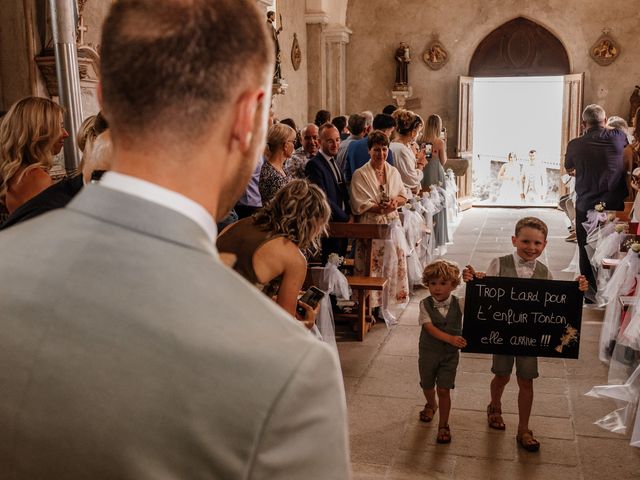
258 122 295 204
422 114 449 247
217 179 330 326
0 97 68 213
390 109 426 195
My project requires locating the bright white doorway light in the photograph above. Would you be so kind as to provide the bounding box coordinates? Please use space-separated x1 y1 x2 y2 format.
472 76 564 206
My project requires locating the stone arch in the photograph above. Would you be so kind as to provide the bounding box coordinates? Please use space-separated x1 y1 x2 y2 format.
469 17 570 77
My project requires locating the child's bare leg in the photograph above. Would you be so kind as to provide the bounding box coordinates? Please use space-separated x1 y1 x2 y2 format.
423 388 437 409
490 375 510 407
436 387 451 427
516 377 533 431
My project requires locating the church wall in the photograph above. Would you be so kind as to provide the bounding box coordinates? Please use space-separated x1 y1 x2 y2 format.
345 0 640 155
271 0 310 128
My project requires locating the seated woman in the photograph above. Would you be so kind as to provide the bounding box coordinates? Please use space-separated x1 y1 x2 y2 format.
0 97 68 214
217 179 330 327
350 130 409 313
259 123 295 205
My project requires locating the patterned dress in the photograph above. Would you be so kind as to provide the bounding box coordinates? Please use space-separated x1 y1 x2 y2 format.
259 160 291 205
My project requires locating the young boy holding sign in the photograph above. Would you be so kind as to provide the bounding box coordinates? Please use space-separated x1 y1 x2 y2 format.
418 260 467 444
463 217 588 452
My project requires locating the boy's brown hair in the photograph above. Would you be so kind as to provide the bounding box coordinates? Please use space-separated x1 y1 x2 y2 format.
422 259 461 287
514 217 548 239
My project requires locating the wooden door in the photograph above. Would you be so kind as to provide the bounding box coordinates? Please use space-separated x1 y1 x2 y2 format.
560 73 584 163
456 76 474 202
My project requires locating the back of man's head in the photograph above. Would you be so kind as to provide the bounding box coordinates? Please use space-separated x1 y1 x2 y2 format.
361 111 374 131
582 104 606 127
347 114 367 136
372 113 396 131
100 0 272 149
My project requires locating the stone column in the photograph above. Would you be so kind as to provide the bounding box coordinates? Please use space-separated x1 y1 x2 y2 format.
305 12 329 122
323 24 351 117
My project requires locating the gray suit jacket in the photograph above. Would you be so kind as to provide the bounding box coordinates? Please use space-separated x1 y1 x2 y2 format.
0 185 350 479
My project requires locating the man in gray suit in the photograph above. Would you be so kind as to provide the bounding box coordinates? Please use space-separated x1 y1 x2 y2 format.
0 1 350 479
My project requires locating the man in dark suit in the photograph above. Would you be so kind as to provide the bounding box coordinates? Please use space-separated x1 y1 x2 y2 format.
564 104 628 301
306 123 350 260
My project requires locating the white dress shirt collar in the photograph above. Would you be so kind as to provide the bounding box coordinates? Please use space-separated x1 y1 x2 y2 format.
99 172 218 245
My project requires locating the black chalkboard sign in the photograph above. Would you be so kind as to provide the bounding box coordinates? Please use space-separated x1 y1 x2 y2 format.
462 277 583 359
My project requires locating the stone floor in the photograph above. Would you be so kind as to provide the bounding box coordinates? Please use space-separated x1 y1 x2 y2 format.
337 208 640 480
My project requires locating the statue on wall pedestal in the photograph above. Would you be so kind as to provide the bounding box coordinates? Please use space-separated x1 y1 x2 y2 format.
394 42 411 89
267 11 284 83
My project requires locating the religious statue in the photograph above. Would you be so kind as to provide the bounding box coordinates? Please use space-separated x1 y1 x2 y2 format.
267 11 283 83
394 42 411 88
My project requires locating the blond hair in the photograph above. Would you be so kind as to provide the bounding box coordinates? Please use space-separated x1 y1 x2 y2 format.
392 108 423 136
253 179 330 252
422 259 461 287
264 123 295 158
423 114 442 143
0 97 63 200
515 217 548 239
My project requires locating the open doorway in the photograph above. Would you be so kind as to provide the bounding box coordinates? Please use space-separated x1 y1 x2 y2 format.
472 76 564 207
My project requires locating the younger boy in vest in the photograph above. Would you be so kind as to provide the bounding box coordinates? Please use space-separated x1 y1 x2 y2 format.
418 259 466 444
463 217 588 452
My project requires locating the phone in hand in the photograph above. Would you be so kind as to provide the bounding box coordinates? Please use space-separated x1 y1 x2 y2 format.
424 143 433 159
296 286 325 318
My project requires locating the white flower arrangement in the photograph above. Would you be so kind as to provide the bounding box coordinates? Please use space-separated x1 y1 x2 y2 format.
327 253 344 267
614 223 627 234
594 202 606 212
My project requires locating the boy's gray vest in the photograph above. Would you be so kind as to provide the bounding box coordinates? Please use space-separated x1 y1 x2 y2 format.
498 254 549 279
419 295 462 353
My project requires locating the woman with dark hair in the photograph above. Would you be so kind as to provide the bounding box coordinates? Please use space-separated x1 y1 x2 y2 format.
627 108 640 220
217 179 331 326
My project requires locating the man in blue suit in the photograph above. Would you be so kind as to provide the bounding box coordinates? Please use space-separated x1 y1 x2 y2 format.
306 123 350 260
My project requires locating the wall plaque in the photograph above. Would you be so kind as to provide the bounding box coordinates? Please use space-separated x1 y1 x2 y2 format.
423 40 448 70
291 33 302 71
590 32 620 66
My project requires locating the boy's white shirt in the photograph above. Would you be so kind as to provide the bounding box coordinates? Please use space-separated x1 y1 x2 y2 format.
419 295 465 325
485 252 553 280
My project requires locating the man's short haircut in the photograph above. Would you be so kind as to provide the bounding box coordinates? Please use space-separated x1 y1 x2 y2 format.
582 104 606 126
514 217 548 239
367 130 390 149
422 259 461 287
100 0 272 146
529 149 536 155
314 110 331 127
372 113 396 131
382 104 398 115
318 123 338 139
279 118 297 131
331 115 347 132
347 114 367 136
301 123 318 137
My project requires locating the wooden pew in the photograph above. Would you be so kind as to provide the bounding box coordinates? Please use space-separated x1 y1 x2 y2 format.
326 222 392 340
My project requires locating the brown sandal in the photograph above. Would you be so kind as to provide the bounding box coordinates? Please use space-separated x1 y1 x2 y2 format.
436 425 451 444
516 429 540 452
419 404 438 423
487 404 506 430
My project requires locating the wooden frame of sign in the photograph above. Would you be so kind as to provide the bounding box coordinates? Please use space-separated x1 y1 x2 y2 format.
462 277 583 359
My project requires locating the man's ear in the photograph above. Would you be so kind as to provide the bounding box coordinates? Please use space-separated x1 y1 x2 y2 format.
230 89 265 153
